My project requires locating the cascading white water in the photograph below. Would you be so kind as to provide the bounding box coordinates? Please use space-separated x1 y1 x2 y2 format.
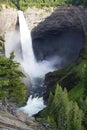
18 10 46 115
18 11 36 65
20 96 46 116
5 10 60 116
18 10 57 79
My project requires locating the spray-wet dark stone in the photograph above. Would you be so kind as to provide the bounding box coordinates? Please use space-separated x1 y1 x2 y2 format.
32 28 84 68
31 6 87 68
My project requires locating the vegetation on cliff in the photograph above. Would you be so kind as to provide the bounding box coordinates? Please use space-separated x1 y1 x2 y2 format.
0 0 87 10
38 85 84 130
36 37 87 129
0 1 87 129
0 37 27 106
45 43 87 101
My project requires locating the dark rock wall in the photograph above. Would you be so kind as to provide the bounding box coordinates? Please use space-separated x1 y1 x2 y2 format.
32 28 84 68
31 6 86 68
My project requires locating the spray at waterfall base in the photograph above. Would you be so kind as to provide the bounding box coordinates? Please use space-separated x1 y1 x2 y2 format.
5 10 60 116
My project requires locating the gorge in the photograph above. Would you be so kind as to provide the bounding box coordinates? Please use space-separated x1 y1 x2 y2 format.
0 0 87 128
3 6 86 116
0 5 86 116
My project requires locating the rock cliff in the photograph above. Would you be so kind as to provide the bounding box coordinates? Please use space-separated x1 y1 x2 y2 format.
44 43 87 100
0 5 54 37
0 4 87 89
0 99 45 130
0 4 87 92
31 6 86 66
0 4 87 128
32 5 87 38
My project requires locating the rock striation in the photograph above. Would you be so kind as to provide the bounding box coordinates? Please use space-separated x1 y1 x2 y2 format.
0 4 87 128
0 5 54 37
31 5 87 39
0 99 45 130
0 6 17 37
31 6 86 64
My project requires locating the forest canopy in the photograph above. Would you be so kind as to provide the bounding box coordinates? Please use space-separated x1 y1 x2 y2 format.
0 37 28 106
0 0 87 10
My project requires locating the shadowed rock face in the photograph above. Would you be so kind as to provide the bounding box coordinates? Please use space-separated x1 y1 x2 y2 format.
32 27 84 67
31 6 86 67
0 5 86 68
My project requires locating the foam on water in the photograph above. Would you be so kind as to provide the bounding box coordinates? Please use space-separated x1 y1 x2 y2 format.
5 10 60 116
20 96 46 116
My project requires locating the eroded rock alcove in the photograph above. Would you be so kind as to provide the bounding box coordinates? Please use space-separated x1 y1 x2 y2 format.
32 28 84 67
32 6 86 67
0 5 86 68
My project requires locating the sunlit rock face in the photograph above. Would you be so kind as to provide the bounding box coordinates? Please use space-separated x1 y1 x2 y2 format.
0 7 17 36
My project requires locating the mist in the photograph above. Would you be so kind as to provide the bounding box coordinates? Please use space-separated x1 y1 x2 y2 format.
21 56 62 80
5 29 22 61
5 10 62 116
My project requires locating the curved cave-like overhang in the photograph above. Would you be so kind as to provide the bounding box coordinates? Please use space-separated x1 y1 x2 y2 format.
32 27 84 67
31 7 85 68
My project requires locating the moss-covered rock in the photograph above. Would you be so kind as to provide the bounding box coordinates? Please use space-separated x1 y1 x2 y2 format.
44 43 87 101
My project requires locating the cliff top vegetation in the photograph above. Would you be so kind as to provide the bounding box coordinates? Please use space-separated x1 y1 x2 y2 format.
0 0 87 11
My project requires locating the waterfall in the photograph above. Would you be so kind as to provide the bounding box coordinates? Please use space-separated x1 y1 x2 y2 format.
18 10 57 80
18 10 46 116
18 11 35 64
18 10 37 79
5 10 58 116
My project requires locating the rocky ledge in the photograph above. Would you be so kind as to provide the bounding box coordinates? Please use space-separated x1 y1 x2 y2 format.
31 5 86 65
0 5 54 37
0 5 87 38
0 99 45 130
31 5 87 39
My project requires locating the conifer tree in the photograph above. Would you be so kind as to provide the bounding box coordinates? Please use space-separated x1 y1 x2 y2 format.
0 36 5 54
69 102 83 130
46 85 83 130
79 97 87 129
0 52 27 106
81 64 87 96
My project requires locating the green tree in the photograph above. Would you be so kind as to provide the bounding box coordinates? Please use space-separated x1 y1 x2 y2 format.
0 36 5 54
69 102 83 130
50 85 69 129
79 97 87 129
9 0 20 9
66 0 87 6
83 0 87 6
46 85 83 130
0 52 27 106
81 64 87 97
